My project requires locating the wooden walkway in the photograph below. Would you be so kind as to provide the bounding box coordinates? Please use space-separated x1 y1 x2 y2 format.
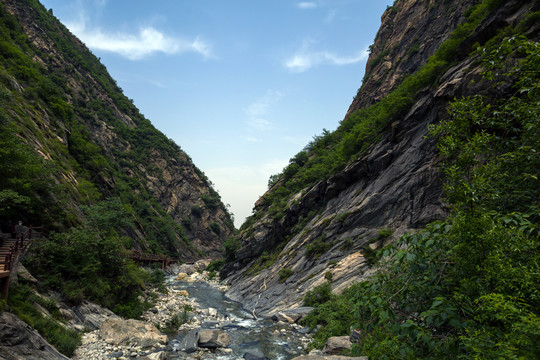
128 249 178 270
0 227 44 299
0 227 177 299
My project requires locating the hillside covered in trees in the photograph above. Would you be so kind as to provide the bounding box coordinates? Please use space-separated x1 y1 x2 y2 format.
0 0 234 323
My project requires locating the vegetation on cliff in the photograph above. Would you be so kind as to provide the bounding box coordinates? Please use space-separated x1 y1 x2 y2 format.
302 35 539 359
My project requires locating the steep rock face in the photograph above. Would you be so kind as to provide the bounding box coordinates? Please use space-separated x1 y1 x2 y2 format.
222 0 536 316
0 0 233 257
346 0 478 116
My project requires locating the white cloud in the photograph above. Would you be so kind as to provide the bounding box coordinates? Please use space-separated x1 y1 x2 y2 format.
285 41 369 73
297 2 317 9
66 20 213 61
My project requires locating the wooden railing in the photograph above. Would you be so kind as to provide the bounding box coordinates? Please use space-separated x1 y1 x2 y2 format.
128 249 178 270
0 226 45 299
1 226 175 299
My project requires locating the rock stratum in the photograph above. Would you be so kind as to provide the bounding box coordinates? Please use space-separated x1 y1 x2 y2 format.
221 0 538 316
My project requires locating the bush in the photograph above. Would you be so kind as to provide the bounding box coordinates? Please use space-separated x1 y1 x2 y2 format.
210 222 221 235
206 259 225 272
305 236 333 258
278 268 294 282
162 304 193 334
191 205 202 217
223 236 240 261
304 282 333 307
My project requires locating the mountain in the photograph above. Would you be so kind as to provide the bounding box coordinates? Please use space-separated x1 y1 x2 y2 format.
0 0 234 259
221 0 538 317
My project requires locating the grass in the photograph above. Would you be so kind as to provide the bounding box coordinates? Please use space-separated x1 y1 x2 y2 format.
7 284 81 357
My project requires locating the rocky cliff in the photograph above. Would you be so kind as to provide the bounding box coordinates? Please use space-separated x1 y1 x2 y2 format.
222 0 538 316
347 0 477 115
0 0 233 258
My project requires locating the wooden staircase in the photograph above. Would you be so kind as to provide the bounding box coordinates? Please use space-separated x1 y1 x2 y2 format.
0 227 43 299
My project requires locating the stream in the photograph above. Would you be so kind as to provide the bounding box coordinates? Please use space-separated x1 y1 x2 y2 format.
165 278 311 360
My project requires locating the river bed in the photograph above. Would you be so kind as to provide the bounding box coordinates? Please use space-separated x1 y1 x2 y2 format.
166 278 311 359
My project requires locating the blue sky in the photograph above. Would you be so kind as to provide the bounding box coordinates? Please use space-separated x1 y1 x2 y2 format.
40 0 393 227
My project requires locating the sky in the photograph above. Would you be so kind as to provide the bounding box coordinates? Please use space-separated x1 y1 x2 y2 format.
39 0 393 227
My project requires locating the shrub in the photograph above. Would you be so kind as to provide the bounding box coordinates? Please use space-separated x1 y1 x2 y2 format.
376 227 392 239
162 304 192 334
278 268 294 282
206 259 225 272
223 236 240 261
191 205 202 217
324 271 333 282
210 222 221 235
305 236 333 258
304 282 332 307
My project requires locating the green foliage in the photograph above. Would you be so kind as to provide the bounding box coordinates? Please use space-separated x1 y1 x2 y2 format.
376 228 392 239
161 304 193 334
303 35 540 359
148 269 167 293
324 271 333 282
0 0 233 257
305 236 333 258
304 282 333 307
360 245 378 266
206 259 225 272
278 267 294 282
210 222 221 235
8 284 81 357
0 117 60 223
202 193 220 210
245 248 284 276
26 199 152 317
223 236 240 261
191 205 203 218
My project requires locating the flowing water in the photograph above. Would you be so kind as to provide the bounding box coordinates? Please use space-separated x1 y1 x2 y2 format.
165 279 310 359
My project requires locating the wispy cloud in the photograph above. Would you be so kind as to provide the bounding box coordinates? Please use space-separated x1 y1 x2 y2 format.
66 19 213 61
247 118 273 131
285 40 369 73
245 90 284 134
297 2 317 9
324 9 337 23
